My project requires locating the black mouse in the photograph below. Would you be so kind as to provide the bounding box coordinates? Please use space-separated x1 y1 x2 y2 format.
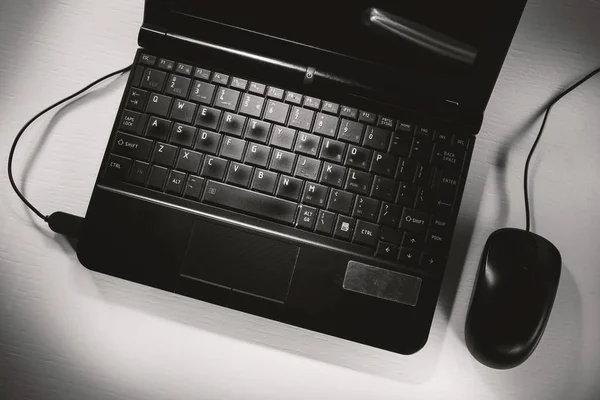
465 228 561 369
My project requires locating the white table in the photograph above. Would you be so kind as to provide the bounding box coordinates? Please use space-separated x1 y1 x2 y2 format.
1 0 600 399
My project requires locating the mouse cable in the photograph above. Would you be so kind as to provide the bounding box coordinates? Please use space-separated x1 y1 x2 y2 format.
524 66 600 232
7 64 132 237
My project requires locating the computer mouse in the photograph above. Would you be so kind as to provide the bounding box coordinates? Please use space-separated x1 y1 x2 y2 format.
465 228 561 369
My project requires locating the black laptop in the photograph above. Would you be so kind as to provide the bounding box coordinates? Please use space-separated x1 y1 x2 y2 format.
77 0 527 354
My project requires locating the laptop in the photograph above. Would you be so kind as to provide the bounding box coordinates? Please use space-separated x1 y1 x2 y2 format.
77 0 527 354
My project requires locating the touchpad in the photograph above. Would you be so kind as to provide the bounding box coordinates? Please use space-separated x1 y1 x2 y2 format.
180 219 299 302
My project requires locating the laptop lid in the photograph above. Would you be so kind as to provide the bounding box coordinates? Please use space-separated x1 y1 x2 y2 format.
141 0 527 127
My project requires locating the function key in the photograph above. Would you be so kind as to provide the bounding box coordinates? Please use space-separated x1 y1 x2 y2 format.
267 86 285 100
358 111 377 125
176 63 193 76
212 72 229 85
377 116 395 129
158 58 175 70
303 96 321 110
194 67 211 81
415 126 433 139
396 120 414 133
321 101 339 115
285 91 303 105
230 77 248 90
249 82 266 95
140 54 156 66
434 131 452 144
340 106 358 119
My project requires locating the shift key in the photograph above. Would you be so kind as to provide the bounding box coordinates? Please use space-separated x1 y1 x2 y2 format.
113 133 153 161
399 208 430 232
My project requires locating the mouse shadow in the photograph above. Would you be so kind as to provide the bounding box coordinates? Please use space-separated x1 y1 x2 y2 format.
473 265 583 399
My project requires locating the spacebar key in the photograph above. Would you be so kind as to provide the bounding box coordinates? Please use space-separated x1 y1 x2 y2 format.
203 181 297 225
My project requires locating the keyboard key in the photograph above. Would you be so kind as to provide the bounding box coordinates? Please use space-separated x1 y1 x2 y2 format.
249 81 266 95
128 160 149 185
294 132 321 156
327 189 354 215
276 175 304 201
380 226 402 245
352 196 380 222
363 126 390 151
396 182 417 207
294 156 321 181
157 58 174 70
251 169 278 194
214 87 240 111
431 143 465 171
425 230 446 252
358 111 376 125
453 136 469 148
267 86 284 99
315 210 335 235
170 123 196 148
438 171 459 203
420 253 441 270
396 120 414 133
194 67 211 81
377 116 395 129
239 93 265 118
166 170 187 195
219 112 246 137
378 202 401 227
244 119 271 143
245 143 271 167
203 181 297 225
296 205 317 230
319 138 346 163
269 149 296 174
195 106 221 130
285 91 302 105
113 133 153 161
415 187 435 211
403 232 425 249
396 158 417 182
195 130 222 154
146 93 172 117
145 116 171 141
230 77 248 91
321 101 339 115
152 142 178 167
290 107 315 132
219 136 246 161
120 110 146 134
431 212 450 231
270 125 296 150
410 137 433 162
226 162 253 187
415 126 433 139
301 182 329 208
184 175 205 199
433 131 452 144
301 96 320 110
319 162 347 188
127 88 148 112
370 152 398 177
376 242 399 261
176 149 203 174
338 119 364 144
334 215 355 241
415 164 432 186
400 208 430 232
200 156 228 180
313 113 339 138
141 68 166 91
212 72 229 85
389 132 412 157
340 106 358 119
104 155 131 181
147 165 168 190
140 54 156 66
345 145 371 170
399 247 420 266
264 100 290 124
189 81 216 105
371 176 398 202
353 220 380 248
175 63 193 76
170 99 197 124
345 169 371 195
165 74 192 98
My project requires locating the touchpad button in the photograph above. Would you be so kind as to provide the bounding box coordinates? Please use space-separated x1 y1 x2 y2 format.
181 220 299 302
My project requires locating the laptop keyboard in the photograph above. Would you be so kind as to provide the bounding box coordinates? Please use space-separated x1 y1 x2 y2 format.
104 52 469 274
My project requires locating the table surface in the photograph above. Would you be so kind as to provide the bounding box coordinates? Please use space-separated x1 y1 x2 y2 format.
1 0 600 399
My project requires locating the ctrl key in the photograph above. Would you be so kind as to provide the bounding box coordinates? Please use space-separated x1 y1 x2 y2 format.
104 155 131 181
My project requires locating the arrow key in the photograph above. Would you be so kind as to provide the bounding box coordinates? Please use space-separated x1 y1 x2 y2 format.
402 232 425 249
375 241 399 261
419 253 442 271
399 247 420 266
